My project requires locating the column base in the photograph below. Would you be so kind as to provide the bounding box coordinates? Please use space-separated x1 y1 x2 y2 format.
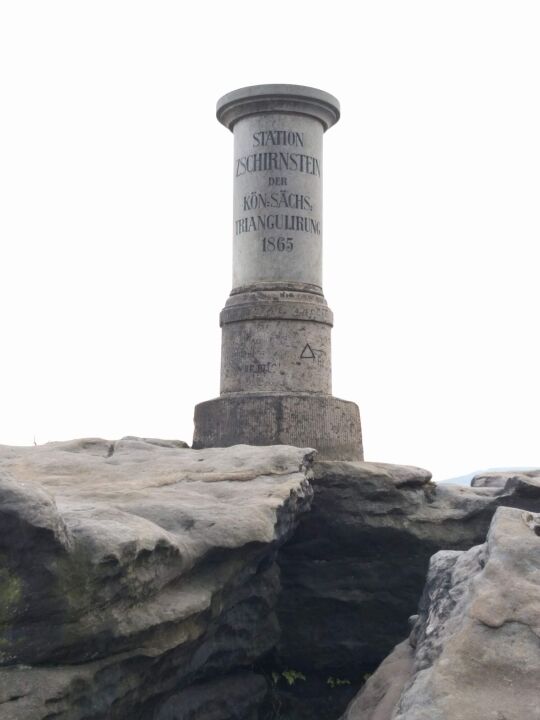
193 393 363 461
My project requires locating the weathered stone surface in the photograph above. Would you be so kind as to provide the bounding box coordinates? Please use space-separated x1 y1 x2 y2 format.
341 641 414 720
471 468 540 489
0 438 313 719
5 442 540 720
276 460 540 719
193 394 362 461
342 506 540 720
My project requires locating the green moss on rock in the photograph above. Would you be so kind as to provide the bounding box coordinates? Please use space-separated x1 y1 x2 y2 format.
0 560 22 626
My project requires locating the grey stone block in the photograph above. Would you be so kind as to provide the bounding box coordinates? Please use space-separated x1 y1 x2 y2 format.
194 393 362 461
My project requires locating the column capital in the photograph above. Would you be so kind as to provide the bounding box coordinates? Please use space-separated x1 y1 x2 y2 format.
216 84 340 132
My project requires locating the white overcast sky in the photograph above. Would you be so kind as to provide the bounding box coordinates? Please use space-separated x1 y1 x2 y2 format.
1 1 538 481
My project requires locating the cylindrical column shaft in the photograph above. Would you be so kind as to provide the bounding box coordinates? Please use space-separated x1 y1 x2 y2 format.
232 113 324 290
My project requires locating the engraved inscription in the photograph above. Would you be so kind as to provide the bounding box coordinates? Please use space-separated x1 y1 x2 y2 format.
236 215 319 236
243 191 313 212
234 126 321 245
262 237 293 252
240 362 277 374
300 344 327 366
252 130 304 147
236 152 320 177
300 343 316 359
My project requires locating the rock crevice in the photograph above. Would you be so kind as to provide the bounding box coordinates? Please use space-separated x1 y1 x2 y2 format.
343 504 540 720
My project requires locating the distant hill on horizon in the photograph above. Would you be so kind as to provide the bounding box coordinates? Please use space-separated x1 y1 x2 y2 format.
440 467 538 486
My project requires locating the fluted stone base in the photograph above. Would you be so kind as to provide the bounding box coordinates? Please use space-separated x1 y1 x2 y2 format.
193 393 363 461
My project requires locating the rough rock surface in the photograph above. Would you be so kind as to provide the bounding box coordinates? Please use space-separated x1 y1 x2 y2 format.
0 438 313 720
3 445 540 720
342 506 540 719
275 461 540 719
340 640 414 720
471 468 540 489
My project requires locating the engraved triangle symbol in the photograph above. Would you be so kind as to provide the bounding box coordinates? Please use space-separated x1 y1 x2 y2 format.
300 343 316 359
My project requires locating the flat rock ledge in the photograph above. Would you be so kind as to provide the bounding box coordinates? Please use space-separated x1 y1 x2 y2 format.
0 438 314 720
341 505 540 720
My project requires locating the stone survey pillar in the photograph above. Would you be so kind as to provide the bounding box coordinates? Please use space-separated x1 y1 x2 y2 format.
193 84 363 460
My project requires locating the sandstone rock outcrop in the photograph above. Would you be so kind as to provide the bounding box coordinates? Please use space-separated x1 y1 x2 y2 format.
342 505 540 720
471 468 540 490
0 438 313 719
2 443 539 720
275 461 540 719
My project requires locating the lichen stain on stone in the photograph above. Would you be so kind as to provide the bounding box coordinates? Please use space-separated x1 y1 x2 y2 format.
53 551 94 616
0 554 23 652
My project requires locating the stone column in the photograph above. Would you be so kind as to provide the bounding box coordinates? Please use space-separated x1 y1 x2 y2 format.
193 84 363 460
